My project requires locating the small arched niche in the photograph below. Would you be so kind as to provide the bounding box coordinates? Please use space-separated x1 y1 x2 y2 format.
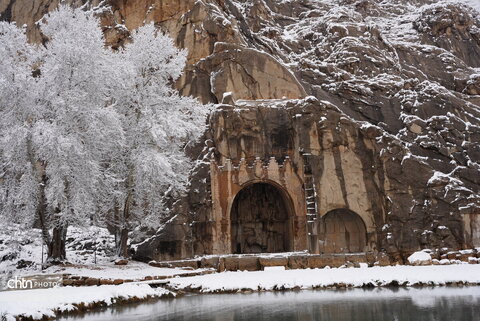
230 182 293 254
319 208 367 254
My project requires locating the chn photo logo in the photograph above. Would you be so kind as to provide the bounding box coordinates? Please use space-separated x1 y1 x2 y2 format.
6 276 33 290
5 275 62 291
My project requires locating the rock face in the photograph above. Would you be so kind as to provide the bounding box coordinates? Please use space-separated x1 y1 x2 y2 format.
187 42 306 103
0 0 306 103
191 97 478 262
3 0 480 261
137 97 479 263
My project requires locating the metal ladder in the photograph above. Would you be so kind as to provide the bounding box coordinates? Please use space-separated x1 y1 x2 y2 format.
303 155 319 253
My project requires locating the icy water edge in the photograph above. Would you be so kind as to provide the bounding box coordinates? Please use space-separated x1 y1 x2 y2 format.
58 286 480 321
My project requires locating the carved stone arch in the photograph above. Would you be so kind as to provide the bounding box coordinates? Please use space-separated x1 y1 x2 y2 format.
230 180 295 254
209 156 308 254
318 208 367 253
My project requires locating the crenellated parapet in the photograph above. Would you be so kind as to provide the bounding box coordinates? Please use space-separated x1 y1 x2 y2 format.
210 156 295 187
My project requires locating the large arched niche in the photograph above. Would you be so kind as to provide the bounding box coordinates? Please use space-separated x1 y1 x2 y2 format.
230 182 294 254
319 208 367 254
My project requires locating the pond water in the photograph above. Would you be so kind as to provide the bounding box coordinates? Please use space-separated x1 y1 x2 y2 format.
59 286 480 321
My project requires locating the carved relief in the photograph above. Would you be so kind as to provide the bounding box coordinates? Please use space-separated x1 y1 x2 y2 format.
231 183 291 254
209 156 307 254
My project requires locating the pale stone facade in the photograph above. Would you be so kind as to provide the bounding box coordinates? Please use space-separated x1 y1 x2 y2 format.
208 153 374 255
209 156 307 254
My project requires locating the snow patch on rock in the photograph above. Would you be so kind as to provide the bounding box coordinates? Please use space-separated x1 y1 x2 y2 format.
408 250 433 265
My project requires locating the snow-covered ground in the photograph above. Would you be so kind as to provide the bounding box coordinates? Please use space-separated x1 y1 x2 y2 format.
0 283 173 321
1 264 480 320
45 261 212 281
169 264 480 293
0 224 116 281
0 224 213 287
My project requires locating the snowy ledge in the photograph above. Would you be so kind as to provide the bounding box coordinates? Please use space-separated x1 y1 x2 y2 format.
0 283 174 321
168 264 480 293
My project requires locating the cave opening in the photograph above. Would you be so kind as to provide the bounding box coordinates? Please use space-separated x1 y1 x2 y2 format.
319 208 367 253
231 183 292 254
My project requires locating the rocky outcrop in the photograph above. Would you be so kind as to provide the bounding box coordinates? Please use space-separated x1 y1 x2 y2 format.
182 42 306 103
414 3 480 68
3 0 479 113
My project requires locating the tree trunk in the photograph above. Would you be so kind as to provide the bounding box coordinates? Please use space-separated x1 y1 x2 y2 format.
26 134 51 250
48 224 67 263
36 170 50 247
116 188 132 258
113 207 128 257
116 227 129 258
114 164 135 258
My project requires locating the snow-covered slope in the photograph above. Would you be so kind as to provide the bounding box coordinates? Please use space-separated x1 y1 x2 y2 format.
0 224 115 285
463 0 480 12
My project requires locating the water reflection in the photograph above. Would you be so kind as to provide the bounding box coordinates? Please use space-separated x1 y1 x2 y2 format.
59 287 480 321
